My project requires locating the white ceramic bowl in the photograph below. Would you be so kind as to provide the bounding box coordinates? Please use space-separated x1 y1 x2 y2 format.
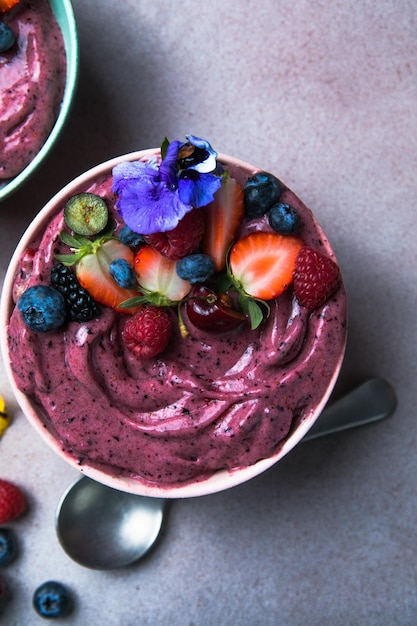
0 0 78 202
0 151 347 498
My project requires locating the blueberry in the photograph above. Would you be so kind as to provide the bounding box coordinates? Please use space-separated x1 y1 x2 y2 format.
118 225 144 247
268 202 301 234
244 172 284 219
17 285 67 332
176 253 215 284
0 528 17 566
0 23 16 53
33 581 73 618
109 258 137 289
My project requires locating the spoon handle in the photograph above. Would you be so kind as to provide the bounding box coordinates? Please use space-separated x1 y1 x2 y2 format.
303 378 397 441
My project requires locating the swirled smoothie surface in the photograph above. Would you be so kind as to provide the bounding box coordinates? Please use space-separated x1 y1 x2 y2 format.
0 0 66 182
7 160 346 487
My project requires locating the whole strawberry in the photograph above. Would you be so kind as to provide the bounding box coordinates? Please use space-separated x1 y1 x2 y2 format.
122 306 172 358
144 208 205 260
293 246 341 311
0 479 26 524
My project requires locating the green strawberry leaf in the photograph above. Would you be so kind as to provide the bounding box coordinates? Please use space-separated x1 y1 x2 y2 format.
160 137 170 160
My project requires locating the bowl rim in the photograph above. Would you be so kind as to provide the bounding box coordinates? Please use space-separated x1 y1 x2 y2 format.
0 149 347 498
0 0 79 202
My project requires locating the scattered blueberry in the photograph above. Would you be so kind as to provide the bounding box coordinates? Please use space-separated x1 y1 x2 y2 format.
243 172 284 219
109 258 137 289
118 225 144 248
33 581 73 619
18 285 67 332
0 23 16 53
0 528 17 566
176 253 215 284
268 202 300 234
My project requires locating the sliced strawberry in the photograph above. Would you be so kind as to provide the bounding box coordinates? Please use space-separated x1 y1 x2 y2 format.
293 246 341 310
202 174 244 272
76 239 140 313
135 245 192 304
144 209 205 260
229 232 304 300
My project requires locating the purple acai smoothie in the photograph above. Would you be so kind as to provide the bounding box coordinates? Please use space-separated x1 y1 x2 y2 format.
5 145 347 488
0 0 66 183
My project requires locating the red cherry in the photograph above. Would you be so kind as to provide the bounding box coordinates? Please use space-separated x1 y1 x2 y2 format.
185 285 246 332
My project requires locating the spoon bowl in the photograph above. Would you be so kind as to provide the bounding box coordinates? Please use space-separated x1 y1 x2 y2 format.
56 477 166 570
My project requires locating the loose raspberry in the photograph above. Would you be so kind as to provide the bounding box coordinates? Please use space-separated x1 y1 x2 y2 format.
0 479 26 524
293 246 341 311
144 209 205 260
122 307 172 358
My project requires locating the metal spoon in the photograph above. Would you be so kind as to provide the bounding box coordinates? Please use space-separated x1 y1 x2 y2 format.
55 377 395 570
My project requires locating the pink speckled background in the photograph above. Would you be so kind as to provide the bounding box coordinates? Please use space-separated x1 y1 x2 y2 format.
0 1 416 624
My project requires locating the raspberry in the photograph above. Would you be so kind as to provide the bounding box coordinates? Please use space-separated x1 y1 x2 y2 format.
51 263 101 322
122 306 172 358
293 246 341 311
0 479 26 524
144 208 205 260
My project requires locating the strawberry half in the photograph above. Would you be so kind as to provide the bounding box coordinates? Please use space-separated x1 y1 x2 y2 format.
229 231 304 300
293 246 341 310
203 174 244 272
134 245 192 305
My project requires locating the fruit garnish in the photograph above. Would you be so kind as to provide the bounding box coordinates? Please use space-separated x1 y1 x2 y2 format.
268 202 300 234
185 285 246 333
293 246 341 311
64 193 109 236
0 528 17 566
0 21 15 51
0 0 20 15
202 173 244 271
33 581 73 619
109 258 137 289
55 231 140 313
0 395 10 438
176 253 215 284
51 263 101 323
144 208 205 260
0 479 26 524
229 231 304 300
17 285 67 332
243 172 284 219
122 306 172 359
120 245 192 309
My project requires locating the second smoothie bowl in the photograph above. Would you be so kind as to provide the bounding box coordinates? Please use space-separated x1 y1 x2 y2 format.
0 136 347 498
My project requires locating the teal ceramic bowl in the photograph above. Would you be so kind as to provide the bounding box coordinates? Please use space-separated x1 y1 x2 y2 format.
0 0 79 202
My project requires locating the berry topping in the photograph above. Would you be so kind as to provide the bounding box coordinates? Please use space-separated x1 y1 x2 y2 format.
0 479 26 524
202 173 244 272
0 21 15 52
144 208 205 260
293 246 341 311
229 231 304 300
122 306 172 359
243 172 284 219
133 245 191 305
33 581 73 619
64 193 109 236
176 253 215 284
51 263 101 323
0 528 17 566
17 285 67 332
56 233 140 313
109 258 137 289
268 202 300 234
118 225 144 248
185 285 246 332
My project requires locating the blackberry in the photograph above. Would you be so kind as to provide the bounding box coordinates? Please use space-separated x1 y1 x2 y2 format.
51 263 101 322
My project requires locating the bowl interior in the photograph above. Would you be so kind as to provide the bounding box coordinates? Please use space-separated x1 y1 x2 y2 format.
0 151 346 499
0 0 79 202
